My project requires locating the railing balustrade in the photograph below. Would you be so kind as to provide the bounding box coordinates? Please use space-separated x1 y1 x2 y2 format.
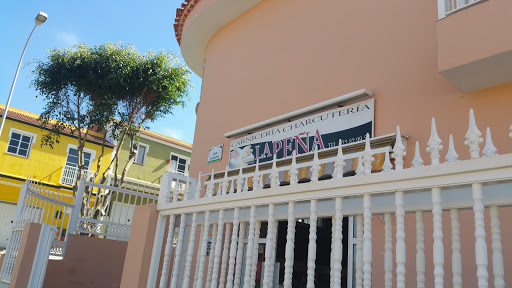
438 0 486 18
60 165 94 186
149 110 512 288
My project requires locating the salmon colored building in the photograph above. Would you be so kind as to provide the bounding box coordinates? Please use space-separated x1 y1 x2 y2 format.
121 0 512 287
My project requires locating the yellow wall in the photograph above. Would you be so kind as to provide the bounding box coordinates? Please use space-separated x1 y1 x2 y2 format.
0 111 114 204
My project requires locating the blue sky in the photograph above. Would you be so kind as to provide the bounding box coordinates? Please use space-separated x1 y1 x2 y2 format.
0 0 201 144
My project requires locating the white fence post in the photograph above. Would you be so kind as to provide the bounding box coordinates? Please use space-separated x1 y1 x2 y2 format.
27 224 56 288
67 179 86 235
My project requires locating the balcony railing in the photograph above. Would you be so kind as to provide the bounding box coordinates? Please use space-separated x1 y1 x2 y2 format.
148 109 512 288
60 165 94 186
438 0 486 18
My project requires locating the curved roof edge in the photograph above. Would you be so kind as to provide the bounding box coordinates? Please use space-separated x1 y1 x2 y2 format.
174 0 262 77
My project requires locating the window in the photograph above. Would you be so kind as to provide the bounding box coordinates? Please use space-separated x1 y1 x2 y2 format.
64 144 96 170
133 143 149 165
6 129 36 158
169 153 190 175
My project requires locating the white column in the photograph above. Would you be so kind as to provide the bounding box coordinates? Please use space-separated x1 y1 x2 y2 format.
395 192 405 288
333 198 343 288
283 201 296 288
489 206 505 288
384 213 393 288
450 209 462 288
432 187 444 288
416 211 425 288
219 223 232 288
363 195 372 288
196 212 211 288
472 183 488 288
250 221 262 288
306 199 318 288
193 224 205 287
243 206 257 288
233 222 247 288
356 215 364 288
170 214 187 288
211 211 225 288
269 220 278 287
205 223 219 288
263 204 275 288
227 208 241 288
159 214 176 288
181 213 197 288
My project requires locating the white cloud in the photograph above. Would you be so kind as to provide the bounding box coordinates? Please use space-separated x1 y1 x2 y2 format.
56 32 79 47
161 128 184 140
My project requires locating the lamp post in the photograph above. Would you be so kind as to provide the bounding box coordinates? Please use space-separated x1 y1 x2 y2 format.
0 11 48 137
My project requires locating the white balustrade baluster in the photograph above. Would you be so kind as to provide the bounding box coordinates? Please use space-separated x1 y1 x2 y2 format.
219 222 232 288
250 221 261 288
333 198 343 288
283 201 296 288
489 206 505 288
363 195 372 288
226 208 241 288
392 126 406 170
445 135 459 163
194 172 202 199
233 222 247 288
222 168 229 195
236 166 244 193
193 224 205 287
356 215 364 288
171 186 178 203
362 134 374 175
263 204 275 288
183 177 190 201
159 214 176 288
243 206 257 288
243 176 249 192
211 211 225 288
472 183 488 288
416 211 425 288
289 151 299 185
196 211 211 288
381 148 393 172
270 155 280 188
311 147 321 181
333 140 346 178
482 127 498 157
182 213 197 288
170 214 187 288
206 169 215 197
230 179 235 194
432 187 444 288
384 213 393 288
269 220 278 286
205 223 218 288
465 109 483 159
330 216 335 288
509 123 512 138
450 209 462 288
427 118 443 165
306 199 318 288
252 159 261 191
411 141 424 167
355 153 364 176
396 191 405 288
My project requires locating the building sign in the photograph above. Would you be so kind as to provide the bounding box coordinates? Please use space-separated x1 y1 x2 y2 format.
208 144 223 163
228 98 374 168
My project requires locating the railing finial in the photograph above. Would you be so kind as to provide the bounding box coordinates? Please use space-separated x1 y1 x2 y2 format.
206 168 215 197
362 133 374 175
194 171 202 199
464 109 483 159
270 154 279 188
355 153 364 176
236 166 244 192
392 126 406 170
289 150 299 185
381 147 393 172
445 135 459 163
310 146 321 181
482 127 498 157
252 159 261 191
221 166 229 195
412 141 424 167
427 118 443 165
333 139 346 178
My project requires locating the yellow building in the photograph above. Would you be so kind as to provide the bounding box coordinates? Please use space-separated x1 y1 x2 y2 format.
0 105 115 247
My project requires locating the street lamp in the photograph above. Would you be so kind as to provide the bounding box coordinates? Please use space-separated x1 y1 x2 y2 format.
0 11 48 137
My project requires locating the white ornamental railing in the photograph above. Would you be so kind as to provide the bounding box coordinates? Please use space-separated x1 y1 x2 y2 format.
60 165 94 186
437 0 486 18
148 110 512 288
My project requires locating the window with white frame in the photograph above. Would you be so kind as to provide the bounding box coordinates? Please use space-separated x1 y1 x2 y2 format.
64 145 96 170
169 153 189 175
133 143 149 165
6 129 36 158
